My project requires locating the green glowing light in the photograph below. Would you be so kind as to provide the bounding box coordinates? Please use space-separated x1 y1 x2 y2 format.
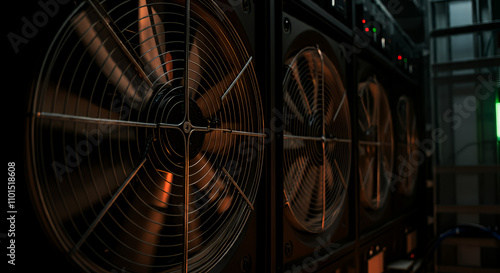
372 27 377 32
496 102 500 141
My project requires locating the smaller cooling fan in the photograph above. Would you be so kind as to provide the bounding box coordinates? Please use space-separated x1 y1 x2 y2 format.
395 96 419 195
357 76 394 210
283 46 352 233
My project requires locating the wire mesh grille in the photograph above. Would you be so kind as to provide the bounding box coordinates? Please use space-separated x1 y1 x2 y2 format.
28 0 263 272
282 47 352 233
357 76 394 210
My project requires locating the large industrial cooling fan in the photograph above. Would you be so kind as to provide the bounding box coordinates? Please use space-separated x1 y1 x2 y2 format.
283 47 352 233
357 76 394 210
27 0 264 272
395 96 418 195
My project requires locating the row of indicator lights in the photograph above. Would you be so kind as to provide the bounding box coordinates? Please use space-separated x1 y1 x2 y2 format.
397 55 408 63
362 19 377 33
362 19 407 63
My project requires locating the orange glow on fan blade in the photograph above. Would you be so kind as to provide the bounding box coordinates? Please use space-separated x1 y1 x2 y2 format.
160 171 174 206
138 0 173 82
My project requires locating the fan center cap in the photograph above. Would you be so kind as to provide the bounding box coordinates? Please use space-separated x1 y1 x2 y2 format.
183 121 192 133
153 91 208 161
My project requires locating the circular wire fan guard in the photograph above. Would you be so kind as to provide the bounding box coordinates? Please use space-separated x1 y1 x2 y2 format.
395 96 418 195
27 0 264 272
282 47 352 233
357 76 394 210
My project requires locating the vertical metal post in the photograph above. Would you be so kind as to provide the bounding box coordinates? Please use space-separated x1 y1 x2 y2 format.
184 0 191 122
183 134 190 273
183 2 191 272
318 47 326 230
256 0 283 272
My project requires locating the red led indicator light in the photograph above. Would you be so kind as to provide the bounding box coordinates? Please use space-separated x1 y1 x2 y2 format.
362 19 366 24
365 27 369 32
398 55 402 60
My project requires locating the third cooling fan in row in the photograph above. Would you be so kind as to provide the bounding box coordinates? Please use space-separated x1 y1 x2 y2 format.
27 0 263 272
357 76 394 210
282 47 352 234
395 95 419 195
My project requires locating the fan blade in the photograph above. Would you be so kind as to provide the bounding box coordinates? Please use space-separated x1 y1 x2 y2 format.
284 91 305 124
285 156 310 204
187 24 213 99
190 154 232 214
380 147 393 179
325 90 347 123
38 67 134 117
186 1 239 98
36 123 142 223
325 157 347 193
358 88 373 130
46 160 135 223
324 158 336 195
358 81 381 126
302 164 322 220
138 0 173 84
360 154 376 192
36 86 150 142
201 124 241 156
303 50 320 112
289 63 312 115
72 10 153 111
359 149 375 187
42 163 142 253
382 116 391 135
107 169 183 272
283 137 306 151
196 69 238 118
105 165 205 270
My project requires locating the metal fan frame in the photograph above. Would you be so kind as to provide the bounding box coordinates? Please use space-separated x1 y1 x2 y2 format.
395 95 419 195
357 76 394 211
26 1 264 272
282 46 352 234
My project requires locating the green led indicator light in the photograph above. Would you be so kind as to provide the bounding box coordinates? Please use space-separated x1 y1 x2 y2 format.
372 27 377 32
404 58 408 63
496 102 500 141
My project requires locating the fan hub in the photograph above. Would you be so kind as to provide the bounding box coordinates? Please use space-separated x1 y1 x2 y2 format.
154 92 208 161
182 121 192 133
307 113 323 137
